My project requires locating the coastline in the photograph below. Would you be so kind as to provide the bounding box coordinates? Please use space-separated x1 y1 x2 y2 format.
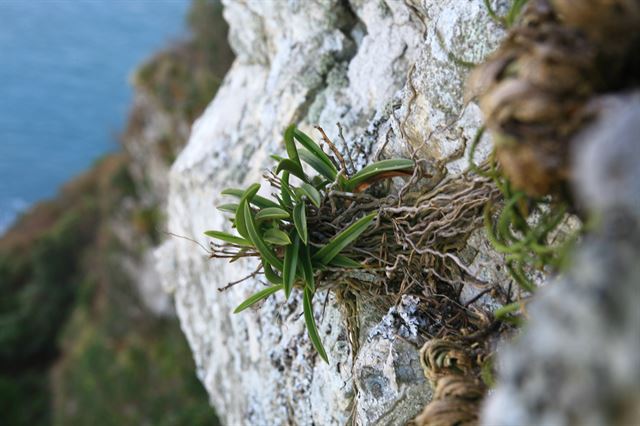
0 1 233 423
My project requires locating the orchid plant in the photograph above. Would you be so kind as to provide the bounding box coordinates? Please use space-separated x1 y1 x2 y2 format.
206 125 413 362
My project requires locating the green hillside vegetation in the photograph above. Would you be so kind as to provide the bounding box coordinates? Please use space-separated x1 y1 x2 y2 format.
0 0 233 424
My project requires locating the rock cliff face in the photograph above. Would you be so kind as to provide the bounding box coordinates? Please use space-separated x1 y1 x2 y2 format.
157 1 508 424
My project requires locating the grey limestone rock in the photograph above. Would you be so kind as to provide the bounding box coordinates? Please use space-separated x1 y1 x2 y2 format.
156 1 508 424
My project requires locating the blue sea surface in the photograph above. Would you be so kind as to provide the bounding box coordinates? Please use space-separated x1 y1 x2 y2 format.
0 0 190 234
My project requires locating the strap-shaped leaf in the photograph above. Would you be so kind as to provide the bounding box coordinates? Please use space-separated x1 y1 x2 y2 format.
337 172 349 191
300 242 315 292
506 0 528 26
293 202 308 244
344 159 414 191
235 199 250 239
310 176 331 191
293 128 337 176
284 124 301 167
234 184 262 239
276 159 307 182
280 171 293 208
234 284 283 313
221 188 280 209
204 230 253 247
244 203 283 270
296 183 322 208
217 203 239 214
283 234 300 298
312 212 376 265
263 261 283 285
282 183 298 203
303 287 328 363
328 254 362 268
263 228 292 246
255 207 290 221
299 148 337 181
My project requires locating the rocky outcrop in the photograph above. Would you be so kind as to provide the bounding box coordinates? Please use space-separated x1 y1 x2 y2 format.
157 1 508 424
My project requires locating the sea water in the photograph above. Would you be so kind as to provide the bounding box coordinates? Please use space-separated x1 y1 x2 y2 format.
0 0 189 234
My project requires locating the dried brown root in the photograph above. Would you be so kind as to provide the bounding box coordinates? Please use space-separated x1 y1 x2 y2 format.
468 0 640 197
412 339 488 426
552 0 640 48
310 166 501 305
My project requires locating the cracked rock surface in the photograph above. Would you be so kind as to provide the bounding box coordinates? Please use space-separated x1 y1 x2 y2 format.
156 1 507 424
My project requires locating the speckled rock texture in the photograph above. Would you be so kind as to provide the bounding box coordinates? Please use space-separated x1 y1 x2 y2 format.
157 1 507 424
482 95 640 425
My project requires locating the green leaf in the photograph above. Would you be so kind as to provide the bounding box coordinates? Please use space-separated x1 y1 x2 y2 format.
281 182 297 203
312 212 376 265
328 254 362 268
276 159 307 182
263 261 283 285
337 173 349 191
300 242 315 291
234 184 261 239
283 234 301 298
217 203 239 214
293 128 337 177
235 200 250 239
311 175 331 191
240 183 261 203
299 148 337 181
204 230 253 247
263 228 292 246
295 183 322 208
243 202 283 270
234 284 284 313
506 0 528 26
344 159 414 191
255 207 290 221
280 171 293 208
284 124 301 167
303 287 329 363
293 202 308 244
221 188 280 209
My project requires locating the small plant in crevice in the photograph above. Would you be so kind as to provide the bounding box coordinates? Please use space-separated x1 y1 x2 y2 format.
206 122 507 366
205 125 414 362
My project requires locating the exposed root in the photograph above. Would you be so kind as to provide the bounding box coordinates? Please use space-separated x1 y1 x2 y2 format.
411 339 490 426
312 166 500 301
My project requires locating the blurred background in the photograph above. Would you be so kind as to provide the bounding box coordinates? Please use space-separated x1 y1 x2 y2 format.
0 0 234 424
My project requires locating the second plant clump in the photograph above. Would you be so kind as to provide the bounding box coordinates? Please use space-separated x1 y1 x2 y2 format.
205 125 414 362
